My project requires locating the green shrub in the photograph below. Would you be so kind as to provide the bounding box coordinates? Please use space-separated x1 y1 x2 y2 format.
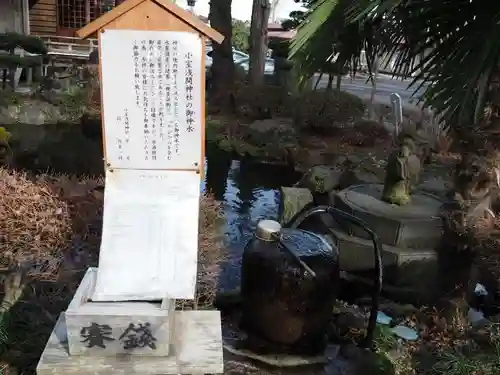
233 84 293 118
0 33 48 55
293 90 365 134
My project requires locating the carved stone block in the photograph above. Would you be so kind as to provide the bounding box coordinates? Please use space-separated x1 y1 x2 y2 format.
65 268 174 357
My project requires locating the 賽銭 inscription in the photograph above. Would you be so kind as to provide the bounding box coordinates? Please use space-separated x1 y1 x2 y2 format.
100 30 203 171
80 323 115 348
79 321 157 351
119 322 157 350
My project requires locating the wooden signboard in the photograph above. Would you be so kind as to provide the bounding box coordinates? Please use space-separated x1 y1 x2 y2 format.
72 0 224 303
36 1 225 373
76 0 223 175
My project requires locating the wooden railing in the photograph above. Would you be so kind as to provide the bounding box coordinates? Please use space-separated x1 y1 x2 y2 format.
36 35 98 59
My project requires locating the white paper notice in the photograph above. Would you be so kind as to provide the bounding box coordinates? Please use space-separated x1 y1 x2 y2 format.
92 169 201 301
100 30 203 170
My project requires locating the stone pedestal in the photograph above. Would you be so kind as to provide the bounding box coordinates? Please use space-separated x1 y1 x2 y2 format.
325 184 444 292
36 268 224 375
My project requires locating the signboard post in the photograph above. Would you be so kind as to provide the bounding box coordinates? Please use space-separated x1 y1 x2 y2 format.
36 0 225 374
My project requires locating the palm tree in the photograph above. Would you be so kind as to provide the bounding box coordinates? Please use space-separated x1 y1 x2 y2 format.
290 0 500 151
290 0 500 295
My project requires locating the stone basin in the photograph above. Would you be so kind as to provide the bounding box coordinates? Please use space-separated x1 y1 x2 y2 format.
318 184 446 296
332 184 444 249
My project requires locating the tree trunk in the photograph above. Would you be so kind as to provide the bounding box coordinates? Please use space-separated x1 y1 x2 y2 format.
208 0 236 113
336 74 342 91
248 0 270 86
326 74 333 91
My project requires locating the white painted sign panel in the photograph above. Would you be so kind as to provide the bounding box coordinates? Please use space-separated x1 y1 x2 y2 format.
92 169 201 301
100 30 203 170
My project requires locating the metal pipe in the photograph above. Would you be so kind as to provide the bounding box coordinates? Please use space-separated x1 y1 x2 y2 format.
286 205 383 350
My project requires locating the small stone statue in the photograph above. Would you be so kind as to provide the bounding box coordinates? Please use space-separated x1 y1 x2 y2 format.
449 153 499 221
382 133 422 205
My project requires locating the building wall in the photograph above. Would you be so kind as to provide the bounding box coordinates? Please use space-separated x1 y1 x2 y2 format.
29 0 57 36
0 0 24 33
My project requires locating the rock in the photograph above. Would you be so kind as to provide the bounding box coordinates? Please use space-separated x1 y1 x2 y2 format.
390 326 419 341
340 345 395 375
355 352 395 375
376 311 393 325
337 158 384 190
295 165 342 194
331 311 367 339
379 302 418 318
223 339 329 367
339 343 362 359
279 187 314 225
0 100 60 125
468 308 487 327
293 156 384 195
419 178 451 198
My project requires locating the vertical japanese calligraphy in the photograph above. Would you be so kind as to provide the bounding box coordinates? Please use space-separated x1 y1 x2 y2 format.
185 52 195 134
172 40 180 156
100 30 203 170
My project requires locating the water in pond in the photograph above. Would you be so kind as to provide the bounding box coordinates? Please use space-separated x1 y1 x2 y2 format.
202 145 302 291
8 123 301 291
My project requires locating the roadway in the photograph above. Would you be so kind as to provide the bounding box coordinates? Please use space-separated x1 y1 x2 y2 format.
314 73 428 107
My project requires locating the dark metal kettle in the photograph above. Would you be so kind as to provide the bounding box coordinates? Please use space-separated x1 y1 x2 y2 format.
240 205 383 353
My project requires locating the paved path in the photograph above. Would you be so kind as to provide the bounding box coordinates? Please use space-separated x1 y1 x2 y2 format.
314 73 428 107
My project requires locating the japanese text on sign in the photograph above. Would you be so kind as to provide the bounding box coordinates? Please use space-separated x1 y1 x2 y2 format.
100 30 203 170
80 322 157 350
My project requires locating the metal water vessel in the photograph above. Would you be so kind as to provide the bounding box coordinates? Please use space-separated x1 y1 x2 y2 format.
241 206 383 354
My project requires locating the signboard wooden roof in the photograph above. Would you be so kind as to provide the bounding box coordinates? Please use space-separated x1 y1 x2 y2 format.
76 0 224 44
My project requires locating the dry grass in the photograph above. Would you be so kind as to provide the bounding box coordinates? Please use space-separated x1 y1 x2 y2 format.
1 171 225 374
178 193 226 310
44 174 104 258
0 168 72 281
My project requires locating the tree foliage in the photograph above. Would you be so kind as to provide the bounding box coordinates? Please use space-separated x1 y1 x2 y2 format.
232 19 250 52
289 0 388 88
281 0 313 30
0 33 47 55
289 0 500 127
